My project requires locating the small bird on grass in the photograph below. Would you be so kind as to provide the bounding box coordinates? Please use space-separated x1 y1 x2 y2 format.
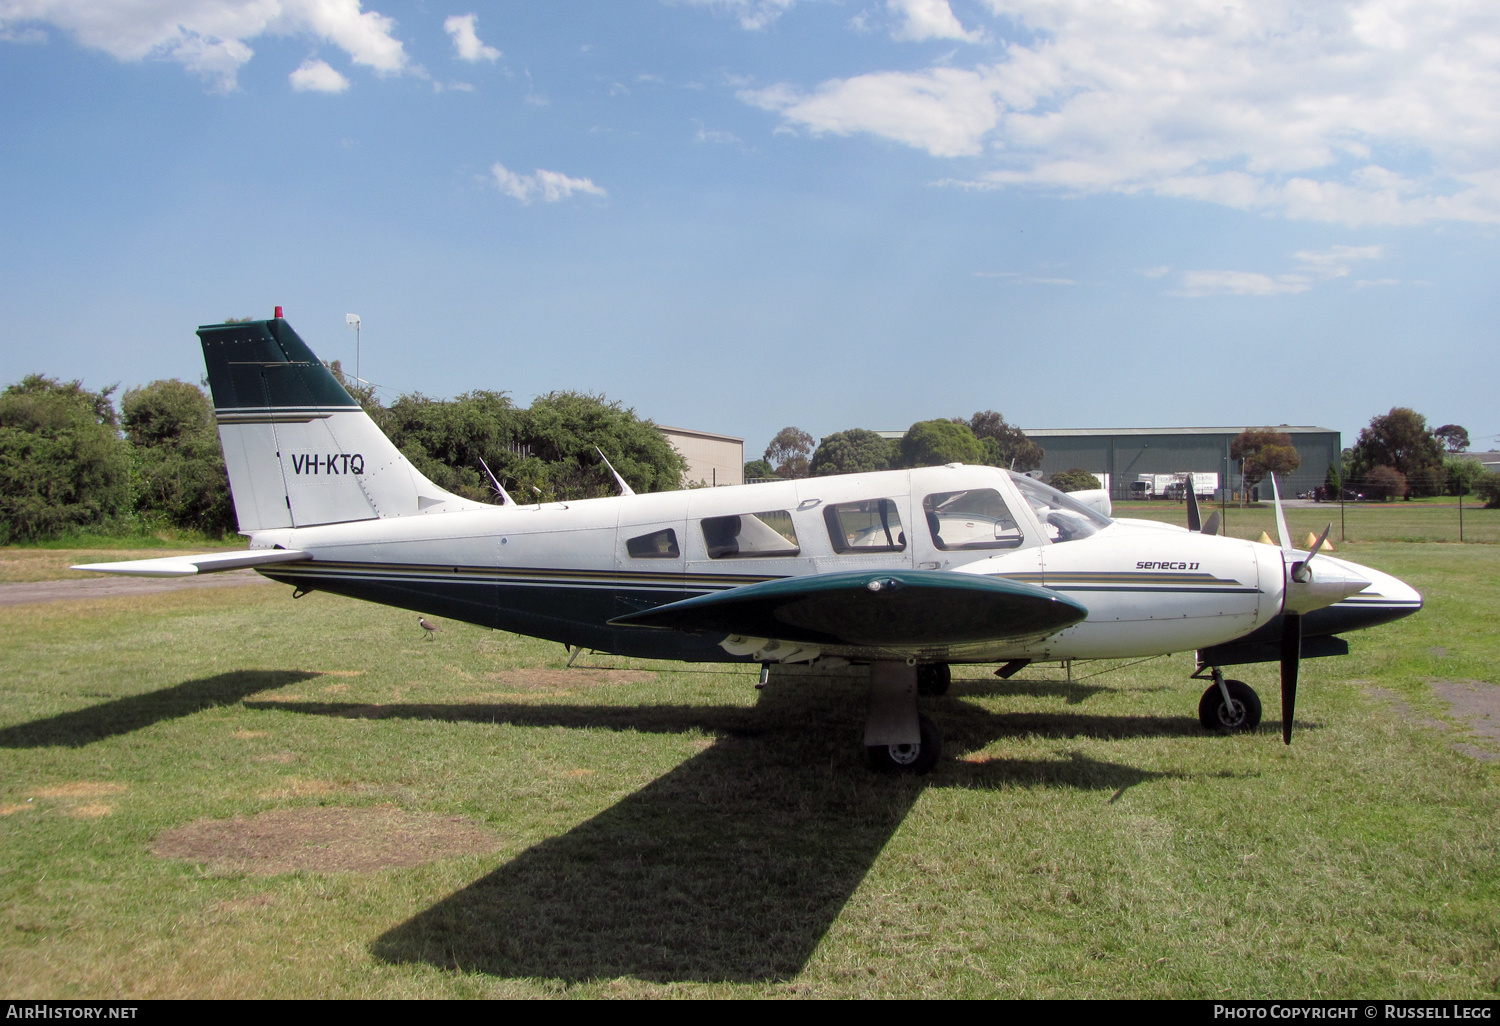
418 616 442 639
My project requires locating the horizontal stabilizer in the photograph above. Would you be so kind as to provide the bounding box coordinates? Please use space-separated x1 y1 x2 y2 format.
71 549 310 578
609 569 1088 647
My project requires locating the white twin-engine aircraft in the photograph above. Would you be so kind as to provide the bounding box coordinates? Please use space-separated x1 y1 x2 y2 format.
77 315 1422 773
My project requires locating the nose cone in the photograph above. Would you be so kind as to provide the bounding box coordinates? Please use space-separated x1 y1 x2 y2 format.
1284 557 1372 615
1316 555 1424 622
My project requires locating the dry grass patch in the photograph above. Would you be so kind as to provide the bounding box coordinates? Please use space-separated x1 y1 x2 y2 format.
30 781 128 799
0 803 33 815
152 804 502 875
232 729 267 739
66 804 113 818
257 776 340 799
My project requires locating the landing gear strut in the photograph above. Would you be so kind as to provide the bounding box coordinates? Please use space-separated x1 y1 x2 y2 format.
1197 667 1262 732
864 661 941 774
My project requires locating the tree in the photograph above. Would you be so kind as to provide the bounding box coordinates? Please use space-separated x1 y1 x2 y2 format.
1349 408 1444 496
0 375 131 541
1474 472 1500 509
121 379 234 535
1433 424 1470 453
810 429 895 476
743 458 775 480
522 390 686 498
1445 456 1483 497
963 410 1043 471
1230 428 1301 489
899 420 986 468
1365 465 1407 501
764 427 814 479
381 389 522 501
1050 468 1102 492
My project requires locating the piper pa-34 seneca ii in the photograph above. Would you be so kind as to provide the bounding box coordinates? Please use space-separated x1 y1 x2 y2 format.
76 315 1424 774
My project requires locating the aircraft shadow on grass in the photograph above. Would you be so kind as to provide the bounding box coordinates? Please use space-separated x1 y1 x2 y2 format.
249 674 1227 984
0 670 318 749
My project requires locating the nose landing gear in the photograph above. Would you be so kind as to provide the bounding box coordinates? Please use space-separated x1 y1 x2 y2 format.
1196 666 1262 732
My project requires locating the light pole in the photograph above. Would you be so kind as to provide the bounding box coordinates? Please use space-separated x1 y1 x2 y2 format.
345 314 361 383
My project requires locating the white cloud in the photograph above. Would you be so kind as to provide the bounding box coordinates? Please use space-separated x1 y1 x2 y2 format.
1292 245 1386 278
289 57 348 92
0 0 408 91
975 271 1075 285
444 13 498 62
888 0 982 43
1172 244 1389 296
742 68 999 157
739 0 1500 225
671 0 801 30
489 163 607 204
1172 271 1312 297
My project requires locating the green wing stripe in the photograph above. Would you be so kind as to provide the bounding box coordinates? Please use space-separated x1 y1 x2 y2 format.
609 569 1088 647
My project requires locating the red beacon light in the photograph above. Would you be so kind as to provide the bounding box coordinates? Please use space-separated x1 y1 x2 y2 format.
274 306 284 319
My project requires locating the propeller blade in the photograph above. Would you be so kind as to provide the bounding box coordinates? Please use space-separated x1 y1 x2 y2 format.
1270 473 1292 554
1292 522 1334 583
1186 481 1202 532
1280 612 1302 744
1201 511 1221 536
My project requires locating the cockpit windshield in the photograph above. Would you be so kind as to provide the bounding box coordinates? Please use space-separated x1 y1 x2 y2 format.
1009 473 1112 543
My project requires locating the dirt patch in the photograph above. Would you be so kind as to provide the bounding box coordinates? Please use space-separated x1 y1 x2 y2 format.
1431 681 1500 759
152 804 503 875
485 668 656 690
1369 684 1500 762
30 781 128 799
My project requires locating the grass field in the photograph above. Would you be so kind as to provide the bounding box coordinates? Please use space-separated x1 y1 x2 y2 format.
1 532 1497 997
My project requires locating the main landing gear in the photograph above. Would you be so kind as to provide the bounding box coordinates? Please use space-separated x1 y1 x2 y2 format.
1196 666 1262 732
865 661 943 774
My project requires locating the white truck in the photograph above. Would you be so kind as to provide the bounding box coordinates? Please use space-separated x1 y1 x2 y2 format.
1132 472 1219 500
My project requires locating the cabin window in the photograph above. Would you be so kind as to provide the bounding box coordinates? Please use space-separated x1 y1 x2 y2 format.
923 488 1024 550
824 499 906 553
700 511 799 559
626 528 680 559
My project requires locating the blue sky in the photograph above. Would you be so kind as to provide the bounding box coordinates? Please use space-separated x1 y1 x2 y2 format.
2 0 1497 458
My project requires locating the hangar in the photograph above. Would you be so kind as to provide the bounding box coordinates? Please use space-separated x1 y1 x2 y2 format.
1025 426 1341 502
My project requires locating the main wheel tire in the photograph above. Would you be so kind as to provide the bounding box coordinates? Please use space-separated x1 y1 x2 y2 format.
1198 679 1262 732
916 663 951 696
867 714 942 774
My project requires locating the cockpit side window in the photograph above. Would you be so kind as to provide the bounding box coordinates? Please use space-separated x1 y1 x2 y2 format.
700 511 800 559
1009 474 1111 543
626 528 680 559
922 489 1023 550
824 498 905 553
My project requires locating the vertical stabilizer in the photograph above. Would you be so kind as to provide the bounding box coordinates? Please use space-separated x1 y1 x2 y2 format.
199 317 485 532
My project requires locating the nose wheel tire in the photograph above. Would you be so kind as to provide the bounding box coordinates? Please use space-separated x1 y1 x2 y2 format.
916 663 951 696
867 714 941 774
1199 679 1262 732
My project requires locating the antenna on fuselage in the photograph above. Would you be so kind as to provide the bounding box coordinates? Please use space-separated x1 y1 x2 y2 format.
478 457 515 506
595 447 636 497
